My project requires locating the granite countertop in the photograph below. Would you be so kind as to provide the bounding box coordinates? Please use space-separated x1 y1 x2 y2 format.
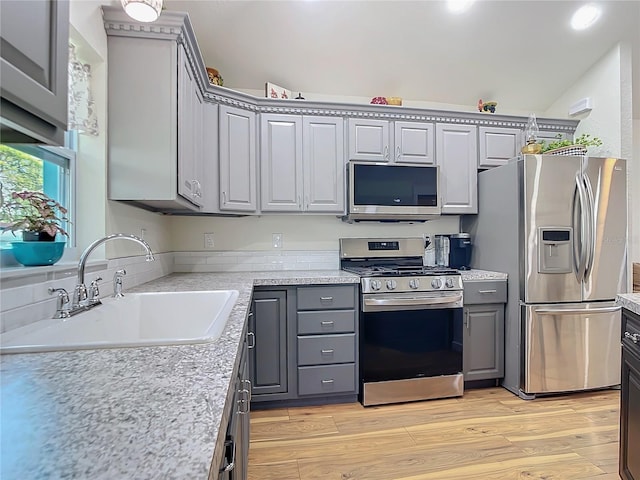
0 270 359 480
617 292 640 316
459 269 508 281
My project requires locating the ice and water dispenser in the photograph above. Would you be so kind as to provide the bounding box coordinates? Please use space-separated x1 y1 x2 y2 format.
538 227 573 273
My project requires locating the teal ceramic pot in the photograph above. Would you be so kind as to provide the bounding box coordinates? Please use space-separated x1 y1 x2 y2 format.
10 241 66 266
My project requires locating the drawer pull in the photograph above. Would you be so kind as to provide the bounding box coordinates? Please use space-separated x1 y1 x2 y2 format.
625 331 640 344
321 379 335 384
320 296 334 302
320 321 335 326
321 349 335 355
478 289 497 294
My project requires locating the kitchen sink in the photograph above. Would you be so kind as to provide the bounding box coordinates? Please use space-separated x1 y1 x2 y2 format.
0 290 240 354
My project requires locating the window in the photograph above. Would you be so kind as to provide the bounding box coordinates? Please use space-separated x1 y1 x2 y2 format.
0 135 76 247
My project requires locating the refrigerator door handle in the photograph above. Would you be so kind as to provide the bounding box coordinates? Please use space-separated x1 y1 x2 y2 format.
535 306 621 315
574 174 589 283
582 173 596 282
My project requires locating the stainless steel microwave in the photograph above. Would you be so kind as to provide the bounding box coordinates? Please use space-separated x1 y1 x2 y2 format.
346 161 441 221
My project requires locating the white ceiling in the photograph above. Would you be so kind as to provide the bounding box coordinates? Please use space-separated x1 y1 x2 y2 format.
163 0 640 116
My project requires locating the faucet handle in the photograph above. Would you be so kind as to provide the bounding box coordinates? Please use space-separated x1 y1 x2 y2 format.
113 269 127 298
88 277 103 304
48 287 70 318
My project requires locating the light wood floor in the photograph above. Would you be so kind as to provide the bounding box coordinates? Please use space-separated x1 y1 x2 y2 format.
248 387 621 480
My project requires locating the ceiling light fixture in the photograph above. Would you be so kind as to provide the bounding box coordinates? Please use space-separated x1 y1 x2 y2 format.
447 0 476 14
121 0 163 23
570 4 601 30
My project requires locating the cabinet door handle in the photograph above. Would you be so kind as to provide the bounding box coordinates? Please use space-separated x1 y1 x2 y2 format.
321 349 334 355
221 440 236 472
396 145 401 161
384 145 389 161
465 310 470 330
320 321 334 326
243 379 252 402
247 331 255 349
320 296 333 302
478 289 497 294
237 389 250 414
625 331 640 344
222 191 227 204
321 379 334 384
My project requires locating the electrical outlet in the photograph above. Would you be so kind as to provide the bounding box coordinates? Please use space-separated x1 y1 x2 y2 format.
272 233 283 249
204 233 215 249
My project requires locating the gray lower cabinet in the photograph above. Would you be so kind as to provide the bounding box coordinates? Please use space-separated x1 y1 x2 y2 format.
250 285 358 405
249 290 288 396
0 0 69 145
296 286 358 398
218 335 250 480
463 280 506 382
620 307 640 480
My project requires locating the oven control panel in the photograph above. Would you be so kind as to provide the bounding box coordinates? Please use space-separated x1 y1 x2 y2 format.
361 275 462 294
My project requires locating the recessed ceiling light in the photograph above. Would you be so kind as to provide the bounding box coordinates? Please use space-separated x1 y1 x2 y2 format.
447 0 476 14
571 4 602 30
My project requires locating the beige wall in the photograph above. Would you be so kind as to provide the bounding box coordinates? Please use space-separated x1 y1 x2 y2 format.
170 215 460 252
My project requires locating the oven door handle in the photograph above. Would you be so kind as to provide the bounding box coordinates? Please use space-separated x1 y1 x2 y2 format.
362 292 463 311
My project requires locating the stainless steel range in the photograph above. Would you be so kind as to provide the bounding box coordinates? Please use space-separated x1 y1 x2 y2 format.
340 237 464 406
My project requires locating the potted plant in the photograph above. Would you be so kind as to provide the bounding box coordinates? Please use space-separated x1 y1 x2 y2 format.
0 187 69 266
1 189 69 241
540 133 603 155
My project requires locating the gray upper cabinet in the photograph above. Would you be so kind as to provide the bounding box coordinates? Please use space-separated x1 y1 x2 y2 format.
303 116 345 212
478 126 522 168
348 118 434 164
0 0 69 145
104 9 212 213
219 105 258 212
394 121 435 164
260 114 303 211
436 124 478 214
177 46 205 208
348 118 391 162
260 114 345 213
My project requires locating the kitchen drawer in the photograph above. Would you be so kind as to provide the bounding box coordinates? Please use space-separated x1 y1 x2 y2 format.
297 310 356 335
463 280 507 305
297 334 356 366
298 363 356 396
297 286 356 310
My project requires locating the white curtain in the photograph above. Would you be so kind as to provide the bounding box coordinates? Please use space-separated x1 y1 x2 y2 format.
68 44 99 136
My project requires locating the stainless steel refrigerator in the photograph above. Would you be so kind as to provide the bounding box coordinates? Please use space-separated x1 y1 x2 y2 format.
464 154 627 399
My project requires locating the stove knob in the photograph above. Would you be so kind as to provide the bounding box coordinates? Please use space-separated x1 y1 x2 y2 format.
446 278 454 288
386 279 397 290
370 280 382 291
431 278 442 289
409 279 420 289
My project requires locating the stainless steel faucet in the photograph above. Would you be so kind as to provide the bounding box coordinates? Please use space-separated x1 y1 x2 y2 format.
70 233 155 314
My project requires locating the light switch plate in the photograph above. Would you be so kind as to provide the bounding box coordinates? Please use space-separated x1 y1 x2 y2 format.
204 233 215 249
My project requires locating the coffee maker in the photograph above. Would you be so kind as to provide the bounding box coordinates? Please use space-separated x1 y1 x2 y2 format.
448 233 473 270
